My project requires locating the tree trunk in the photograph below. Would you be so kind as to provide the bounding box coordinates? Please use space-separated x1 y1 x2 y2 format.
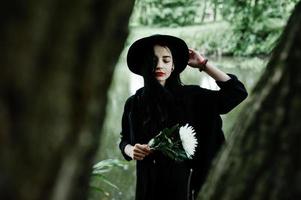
197 1 301 199
0 1 134 200
201 0 207 23
213 0 218 21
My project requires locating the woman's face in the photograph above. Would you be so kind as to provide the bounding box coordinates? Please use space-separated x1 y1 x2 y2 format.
153 45 174 86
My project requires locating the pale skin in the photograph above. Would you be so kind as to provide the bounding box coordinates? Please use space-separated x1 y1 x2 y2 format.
125 45 231 160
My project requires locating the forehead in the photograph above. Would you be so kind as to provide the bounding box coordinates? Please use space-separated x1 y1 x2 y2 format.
153 45 172 56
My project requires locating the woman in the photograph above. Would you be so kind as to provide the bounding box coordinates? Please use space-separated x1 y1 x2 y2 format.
119 34 248 200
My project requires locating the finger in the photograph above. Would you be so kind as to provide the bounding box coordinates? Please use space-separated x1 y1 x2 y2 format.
133 156 143 160
144 145 153 154
189 52 195 59
136 144 151 154
133 151 145 156
134 146 151 155
135 144 145 149
145 145 152 151
133 153 145 160
133 148 145 154
133 152 145 158
134 156 144 160
140 144 151 151
136 143 150 148
141 147 151 155
140 149 150 156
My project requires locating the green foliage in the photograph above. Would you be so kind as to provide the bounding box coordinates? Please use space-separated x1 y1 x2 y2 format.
222 0 298 56
130 0 299 56
131 0 200 27
89 159 128 197
178 22 234 56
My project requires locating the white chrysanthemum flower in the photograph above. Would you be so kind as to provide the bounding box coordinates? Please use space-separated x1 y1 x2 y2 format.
148 138 154 147
179 124 198 158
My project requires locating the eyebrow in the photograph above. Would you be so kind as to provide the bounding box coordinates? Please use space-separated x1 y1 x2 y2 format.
162 56 171 58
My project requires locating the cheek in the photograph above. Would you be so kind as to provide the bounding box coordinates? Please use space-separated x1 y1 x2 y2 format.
166 65 173 76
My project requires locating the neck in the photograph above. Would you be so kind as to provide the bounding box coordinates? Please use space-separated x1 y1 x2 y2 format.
158 80 166 86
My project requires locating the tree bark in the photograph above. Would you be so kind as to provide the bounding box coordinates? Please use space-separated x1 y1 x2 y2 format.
197 1 301 199
0 1 134 200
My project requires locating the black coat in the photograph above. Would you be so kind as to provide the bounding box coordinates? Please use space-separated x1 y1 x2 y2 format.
119 74 248 200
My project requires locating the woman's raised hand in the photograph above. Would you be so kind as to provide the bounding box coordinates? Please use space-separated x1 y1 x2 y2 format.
188 48 207 69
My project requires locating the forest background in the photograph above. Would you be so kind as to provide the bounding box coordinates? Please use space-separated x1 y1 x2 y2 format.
90 1 298 200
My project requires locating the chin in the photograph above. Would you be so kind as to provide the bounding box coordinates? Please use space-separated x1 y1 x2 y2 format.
156 78 165 82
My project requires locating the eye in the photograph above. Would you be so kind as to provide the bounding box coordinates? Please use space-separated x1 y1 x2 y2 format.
163 59 171 63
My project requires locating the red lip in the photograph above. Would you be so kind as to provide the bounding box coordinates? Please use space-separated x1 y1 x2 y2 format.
155 72 165 77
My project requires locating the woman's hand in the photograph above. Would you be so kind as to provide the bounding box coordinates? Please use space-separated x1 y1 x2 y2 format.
126 144 152 160
188 48 207 69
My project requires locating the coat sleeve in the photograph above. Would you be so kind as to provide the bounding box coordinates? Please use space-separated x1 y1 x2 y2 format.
210 73 248 114
119 97 134 161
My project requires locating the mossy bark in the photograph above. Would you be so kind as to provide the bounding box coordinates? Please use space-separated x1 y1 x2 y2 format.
198 1 301 200
0 1 134 200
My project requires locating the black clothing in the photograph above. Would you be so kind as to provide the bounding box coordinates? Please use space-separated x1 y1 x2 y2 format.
119 74 248 200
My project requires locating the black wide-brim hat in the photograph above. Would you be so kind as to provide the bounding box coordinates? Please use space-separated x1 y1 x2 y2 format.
127 34 189 76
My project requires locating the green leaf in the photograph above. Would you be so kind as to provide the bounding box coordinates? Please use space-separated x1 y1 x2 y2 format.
100 176 120 190
89 186 110 196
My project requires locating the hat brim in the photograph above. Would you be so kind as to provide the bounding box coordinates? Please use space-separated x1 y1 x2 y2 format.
127 34 189 76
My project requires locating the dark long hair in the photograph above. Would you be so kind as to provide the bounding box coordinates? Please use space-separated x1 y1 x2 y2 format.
137 43 183 138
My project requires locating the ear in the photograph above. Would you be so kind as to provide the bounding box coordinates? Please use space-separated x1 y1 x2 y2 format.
172 65 175 71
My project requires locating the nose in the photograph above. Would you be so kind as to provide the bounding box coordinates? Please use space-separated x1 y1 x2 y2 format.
155 60 163 70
